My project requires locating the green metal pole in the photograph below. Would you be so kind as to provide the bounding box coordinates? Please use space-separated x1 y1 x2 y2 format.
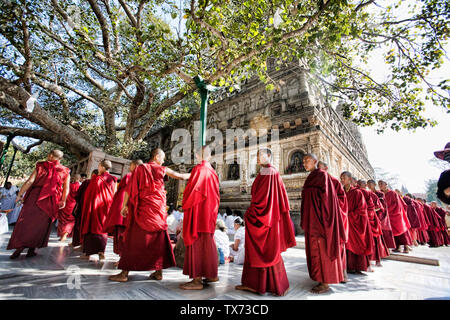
194 76 208 146
4 147 17 187
0 133 14 173
194 75 219 147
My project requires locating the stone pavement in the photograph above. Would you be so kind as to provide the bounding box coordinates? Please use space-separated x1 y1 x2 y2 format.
0 226 449 300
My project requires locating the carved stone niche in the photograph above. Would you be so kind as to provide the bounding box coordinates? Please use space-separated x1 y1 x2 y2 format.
227 162 240 180
285 150 307 174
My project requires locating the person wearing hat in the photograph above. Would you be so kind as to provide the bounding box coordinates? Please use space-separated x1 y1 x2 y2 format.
434 142 450 205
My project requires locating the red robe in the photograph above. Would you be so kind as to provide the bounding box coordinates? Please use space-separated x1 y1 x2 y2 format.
242 164 296 295
373 190 396 248
118 162 175 271
301 169 346 284
363 189 390 261
57 181 80 237
403 196 421 229
103 172 132 254
345 187 373 256
434 207 450 245
104 173 132 234
413 200 430 244
80 172 117 237
182 161 220 279
7 160 70 250
384 190 411 237
423 203 444 247
71 179 91 247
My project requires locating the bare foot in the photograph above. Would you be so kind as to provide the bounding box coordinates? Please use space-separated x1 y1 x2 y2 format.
10 248 23 259
235 285 258 294
60 234 68 242
109 271 129 282
311 283 329 294
98 252 105 260
180 280 204 290
203 277 219 283
26 248 37 258
149 270 162 281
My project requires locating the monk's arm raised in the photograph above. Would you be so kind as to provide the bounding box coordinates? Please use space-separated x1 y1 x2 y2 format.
121 191 130 217
16 169 37 201
166 168 190 180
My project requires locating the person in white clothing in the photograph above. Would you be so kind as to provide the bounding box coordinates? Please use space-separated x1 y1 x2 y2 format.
229 217 245 265
173 205 184 221
0 208 12 234
225 207 237 237
0 182 18 212
214 220 230 264
217 211 227 222
6 190 22 224
167 208 179 242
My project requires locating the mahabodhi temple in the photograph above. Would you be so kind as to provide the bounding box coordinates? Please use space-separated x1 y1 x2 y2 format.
68 60 374 235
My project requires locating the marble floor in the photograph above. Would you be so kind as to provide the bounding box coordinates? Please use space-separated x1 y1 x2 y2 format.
0 225 449 300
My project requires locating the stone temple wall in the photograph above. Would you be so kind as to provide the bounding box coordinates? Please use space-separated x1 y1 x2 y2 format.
146 60 374 234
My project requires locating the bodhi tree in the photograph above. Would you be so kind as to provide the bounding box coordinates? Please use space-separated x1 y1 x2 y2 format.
0 0 448 159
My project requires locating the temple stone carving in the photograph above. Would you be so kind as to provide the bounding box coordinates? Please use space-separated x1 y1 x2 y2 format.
146 60 375 234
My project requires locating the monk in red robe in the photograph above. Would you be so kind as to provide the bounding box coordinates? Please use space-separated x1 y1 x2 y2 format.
109 148 189 282
235 148 296 296
403 194 422 246
430 202 450 246
104 159 143 258
301 156 346 294
80 160 117 260
180 146 220 290
357 180 389 267
420 199 444 247
413 198 430 245
57 174 81 242
8 150 70 259
341 172 372 274
69 170 98 248
317 161 348 283
378 180 412 253
367 180 396 249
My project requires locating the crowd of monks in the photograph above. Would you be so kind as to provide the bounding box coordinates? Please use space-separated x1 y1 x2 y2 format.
4 148 449 296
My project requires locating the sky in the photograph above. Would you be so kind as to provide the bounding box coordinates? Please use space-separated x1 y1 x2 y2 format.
358 25 450 193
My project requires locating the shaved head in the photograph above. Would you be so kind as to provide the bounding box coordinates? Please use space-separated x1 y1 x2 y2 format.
150 148 165 165
150 148 164 159
48 149 64 161
100 159 112 171
318 161 328 171
131 159 143 166
340 171 353 188
257 148 272 166
357 180 367 188
303 153 318 172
